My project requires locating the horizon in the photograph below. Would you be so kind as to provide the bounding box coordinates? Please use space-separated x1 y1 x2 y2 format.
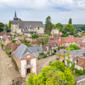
0 0 85 24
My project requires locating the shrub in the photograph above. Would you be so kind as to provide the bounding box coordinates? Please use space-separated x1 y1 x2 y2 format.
11 39 16 43
65 44 80 51
32 34 39 39
0 42 4 47
11 57 19 71
38 52 48 59
5 49 11 55
21 39 31 47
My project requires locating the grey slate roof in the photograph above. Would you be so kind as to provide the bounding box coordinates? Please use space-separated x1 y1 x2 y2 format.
70 50 85 57
57 50 85 57
28 46 43 57
13 44 29 59
13 44 43 59
11 21 43 32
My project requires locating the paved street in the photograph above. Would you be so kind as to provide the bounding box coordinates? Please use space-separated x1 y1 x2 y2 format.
38 55 56 73
0 47 20 85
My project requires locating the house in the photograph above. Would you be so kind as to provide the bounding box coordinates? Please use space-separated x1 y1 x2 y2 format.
42 42 58 55
0 32 12 42
51 29 60 36
5 40 21 52
57 49 85 70
12 44 43 77
11 12 44 35
2 35 12 46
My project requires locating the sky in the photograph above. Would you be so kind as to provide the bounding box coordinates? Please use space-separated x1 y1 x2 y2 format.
0 0 85 24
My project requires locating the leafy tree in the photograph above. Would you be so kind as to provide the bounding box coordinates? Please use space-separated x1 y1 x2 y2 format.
21 39 31 47
56 23 63 31
61 24 75 37
18 18 22 21
5 49 11 56
32 34 39 39
11 39 16 43
65 44 80 51
26 61 75 85
45 16 52 35
0 22 4 32
8 21 12 29
68 18 72 24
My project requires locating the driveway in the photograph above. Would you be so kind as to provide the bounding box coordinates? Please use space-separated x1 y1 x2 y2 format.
0 47 20 85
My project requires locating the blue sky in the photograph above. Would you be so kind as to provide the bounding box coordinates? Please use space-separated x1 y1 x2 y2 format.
0 0 85 24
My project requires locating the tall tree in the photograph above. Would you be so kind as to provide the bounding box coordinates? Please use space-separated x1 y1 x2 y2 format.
68 18 72 24
56 23 63 31
45 16 52 35
8 21 12 29
26 61 75 85
0 22 4 32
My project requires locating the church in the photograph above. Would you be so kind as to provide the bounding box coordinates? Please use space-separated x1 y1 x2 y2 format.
11 12 44 35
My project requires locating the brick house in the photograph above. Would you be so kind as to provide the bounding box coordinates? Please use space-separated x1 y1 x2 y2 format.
12 44 41 77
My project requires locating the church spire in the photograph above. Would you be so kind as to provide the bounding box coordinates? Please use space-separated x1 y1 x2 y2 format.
13 11 18 21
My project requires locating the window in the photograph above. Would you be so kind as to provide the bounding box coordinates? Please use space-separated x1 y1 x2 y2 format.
38 27 39 30
27 60 30 65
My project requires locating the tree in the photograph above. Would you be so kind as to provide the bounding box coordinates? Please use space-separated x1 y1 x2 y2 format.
26 61 75 85
65 44 80 51
7 21 11 32
68 18 72 24
0 22 4 32
45 16 52 35
8 21 11 29
56 23 63 31
18 18 22 21
62 24 75 37
32 34 39 39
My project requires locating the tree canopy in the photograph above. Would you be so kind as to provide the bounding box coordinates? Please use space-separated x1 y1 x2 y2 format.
68 18 72 24
26 61 75 85
65 44 80 51
45 16 52 35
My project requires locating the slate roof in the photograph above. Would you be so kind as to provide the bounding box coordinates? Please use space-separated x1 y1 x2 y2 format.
13 44 43 59
28 46 43 57
57 50 85 58
13 44 29 59
11 21 43 33
70 50 85 57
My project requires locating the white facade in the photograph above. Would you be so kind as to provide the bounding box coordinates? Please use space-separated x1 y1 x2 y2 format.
31 58 37 74
51 29 59 35
20 57 37 77
21 60 27 77
11 24 22 34
11 24 44 34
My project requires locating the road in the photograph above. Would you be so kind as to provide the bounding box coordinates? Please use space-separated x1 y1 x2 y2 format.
38 55 56 73
0 47 20 85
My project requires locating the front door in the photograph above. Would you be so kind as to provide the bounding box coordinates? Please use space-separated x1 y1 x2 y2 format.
27 68 30 74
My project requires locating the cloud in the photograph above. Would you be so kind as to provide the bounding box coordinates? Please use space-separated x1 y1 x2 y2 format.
0 0 48 9
0 0 85 24
0 0 85 10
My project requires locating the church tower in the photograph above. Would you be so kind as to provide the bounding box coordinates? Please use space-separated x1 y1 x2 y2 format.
13 11 19 21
